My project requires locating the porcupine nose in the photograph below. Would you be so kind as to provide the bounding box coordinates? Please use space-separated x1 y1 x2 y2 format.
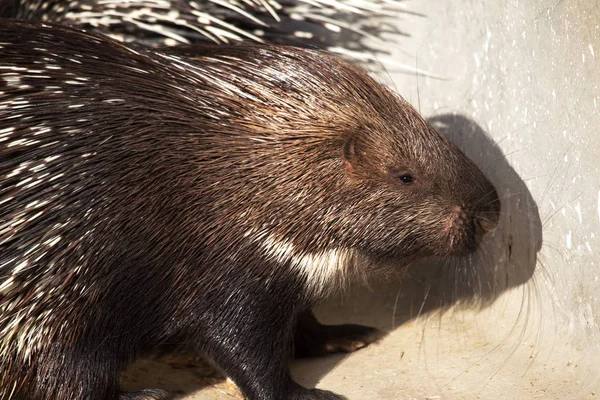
445 190 500 255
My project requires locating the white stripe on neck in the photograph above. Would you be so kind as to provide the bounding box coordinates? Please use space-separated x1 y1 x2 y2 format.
260 234 353 296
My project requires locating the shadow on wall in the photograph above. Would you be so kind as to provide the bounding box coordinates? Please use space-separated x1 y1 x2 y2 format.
423 113 542 308
294 113 543 390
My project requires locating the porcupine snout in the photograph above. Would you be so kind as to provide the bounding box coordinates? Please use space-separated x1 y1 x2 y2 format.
445 187 500 255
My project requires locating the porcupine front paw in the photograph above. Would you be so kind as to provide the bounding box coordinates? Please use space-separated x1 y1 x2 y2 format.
314 323 382 355
295 310 383 358
120 389 170 399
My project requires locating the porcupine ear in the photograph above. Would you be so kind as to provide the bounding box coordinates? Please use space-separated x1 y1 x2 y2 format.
342 131 364 173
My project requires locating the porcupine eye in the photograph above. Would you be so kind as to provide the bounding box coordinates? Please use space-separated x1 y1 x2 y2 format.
398 174 414 184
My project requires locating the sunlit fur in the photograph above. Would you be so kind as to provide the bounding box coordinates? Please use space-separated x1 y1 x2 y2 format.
0 21 499 400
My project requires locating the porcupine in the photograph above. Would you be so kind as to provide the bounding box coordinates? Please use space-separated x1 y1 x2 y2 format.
0 19 500 400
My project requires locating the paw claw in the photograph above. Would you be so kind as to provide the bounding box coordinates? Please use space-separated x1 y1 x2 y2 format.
295 319 384 358
322 324 383 353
